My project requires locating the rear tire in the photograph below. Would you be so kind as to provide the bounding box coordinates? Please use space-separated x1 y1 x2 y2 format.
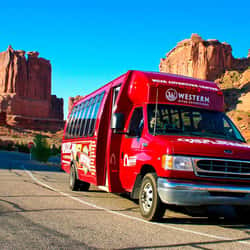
234 206 250 222
139 173 166 221
79 181 90 191
69 165 90 191
69 166 80 191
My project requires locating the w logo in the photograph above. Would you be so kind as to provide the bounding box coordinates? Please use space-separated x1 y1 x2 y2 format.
165 88 178 102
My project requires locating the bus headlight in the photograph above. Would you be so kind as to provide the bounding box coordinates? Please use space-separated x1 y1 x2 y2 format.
162 155 193 171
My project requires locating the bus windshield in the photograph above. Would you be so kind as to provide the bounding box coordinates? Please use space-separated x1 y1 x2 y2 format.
147 104 245 142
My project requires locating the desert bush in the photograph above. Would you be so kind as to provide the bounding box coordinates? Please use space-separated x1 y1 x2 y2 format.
50 144 61 156
31 134 51 162
17 142 30 153
0 140 15 151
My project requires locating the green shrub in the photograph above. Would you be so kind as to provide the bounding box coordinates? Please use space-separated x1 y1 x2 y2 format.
17 142 30 153
50 144 61 156
31 134 51 162
0 141 15 151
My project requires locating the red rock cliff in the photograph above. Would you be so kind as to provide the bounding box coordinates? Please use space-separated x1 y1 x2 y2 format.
0 46 64 131
160 34 249 81
160 34 250 142
68 95 84 115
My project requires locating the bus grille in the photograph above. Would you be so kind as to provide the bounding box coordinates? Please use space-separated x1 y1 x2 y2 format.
194 159 250 179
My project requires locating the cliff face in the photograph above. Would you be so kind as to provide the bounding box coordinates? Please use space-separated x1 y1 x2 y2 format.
160 34 250 142
68 95 84 115
0 46 64 131
160 34 249 81
0 48 51 100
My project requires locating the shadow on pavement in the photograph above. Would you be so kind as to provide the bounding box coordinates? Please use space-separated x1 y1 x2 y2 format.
159 216 250 228
119 235 250 250
0 150 62 172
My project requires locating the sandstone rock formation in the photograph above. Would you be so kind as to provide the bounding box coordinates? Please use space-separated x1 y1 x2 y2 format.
160 34 250 142
68 95 84 114
0 46 64 131
160 34 250 81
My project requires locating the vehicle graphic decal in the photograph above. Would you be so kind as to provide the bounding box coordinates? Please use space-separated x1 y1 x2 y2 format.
177 138 250 149
165 88 210 106
123 154 137 167
69 141 97 176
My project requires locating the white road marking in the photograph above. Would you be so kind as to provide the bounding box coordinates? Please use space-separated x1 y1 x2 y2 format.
22 167 250 246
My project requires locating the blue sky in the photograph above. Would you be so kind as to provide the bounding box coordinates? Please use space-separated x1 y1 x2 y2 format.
1 0 249 118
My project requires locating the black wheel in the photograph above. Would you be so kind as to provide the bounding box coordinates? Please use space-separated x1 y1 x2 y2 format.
69 166 80 191
139 173 166 221
79 181 90 191
234 206 250 222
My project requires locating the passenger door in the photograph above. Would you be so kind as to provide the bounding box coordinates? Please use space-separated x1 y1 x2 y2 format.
107 85 124 192
120 107 144 190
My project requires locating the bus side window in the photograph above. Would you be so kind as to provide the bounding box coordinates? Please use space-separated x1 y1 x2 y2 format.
112 86 120 113
73 103 85 137
67 106 78 139
89 92 105 136
87 95 100 136
80 99 92 137
72 103 82 137
78 100 88 137
76 102 86 137
69 104 80 138
65 107 75 139
84 96 98 137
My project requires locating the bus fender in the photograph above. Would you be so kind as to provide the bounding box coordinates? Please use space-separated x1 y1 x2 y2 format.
130 174 143 199
131 165 157 199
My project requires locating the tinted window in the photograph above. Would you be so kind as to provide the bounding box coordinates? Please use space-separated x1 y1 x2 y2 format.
128 107 144 137
79 99 91 137
66 106 77 139
73 103 85 137
65 91 105 139
87 95 99 136
65 107 76 139
147 104 245 142
69 105 81 138
88 92 105 136
76 101 87 137
83 98 95 137
112 86 120 113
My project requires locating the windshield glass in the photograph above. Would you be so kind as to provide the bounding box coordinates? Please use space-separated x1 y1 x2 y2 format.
147 104 245 142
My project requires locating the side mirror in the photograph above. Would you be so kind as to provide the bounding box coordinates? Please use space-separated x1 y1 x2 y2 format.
111 113 125 131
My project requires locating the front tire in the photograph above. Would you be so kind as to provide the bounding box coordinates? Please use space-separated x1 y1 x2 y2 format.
139 173 166 221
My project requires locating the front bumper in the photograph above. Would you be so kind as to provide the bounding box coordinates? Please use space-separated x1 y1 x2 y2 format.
157 178 250 206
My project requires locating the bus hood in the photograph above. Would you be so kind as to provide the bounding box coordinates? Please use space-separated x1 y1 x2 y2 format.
164 136 250 160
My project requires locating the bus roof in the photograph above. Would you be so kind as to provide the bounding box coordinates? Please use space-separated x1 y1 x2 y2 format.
72 70 223 112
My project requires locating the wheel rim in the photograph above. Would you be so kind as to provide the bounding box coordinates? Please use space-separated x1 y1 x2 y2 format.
141 182 153 213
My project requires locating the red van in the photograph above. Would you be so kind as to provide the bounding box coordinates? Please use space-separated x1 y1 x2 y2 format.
61 70 250 221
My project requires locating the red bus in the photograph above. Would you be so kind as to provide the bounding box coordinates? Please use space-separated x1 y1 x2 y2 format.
62 70 250 221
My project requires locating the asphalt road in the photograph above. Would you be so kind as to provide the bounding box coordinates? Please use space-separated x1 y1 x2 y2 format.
1 151 250 249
